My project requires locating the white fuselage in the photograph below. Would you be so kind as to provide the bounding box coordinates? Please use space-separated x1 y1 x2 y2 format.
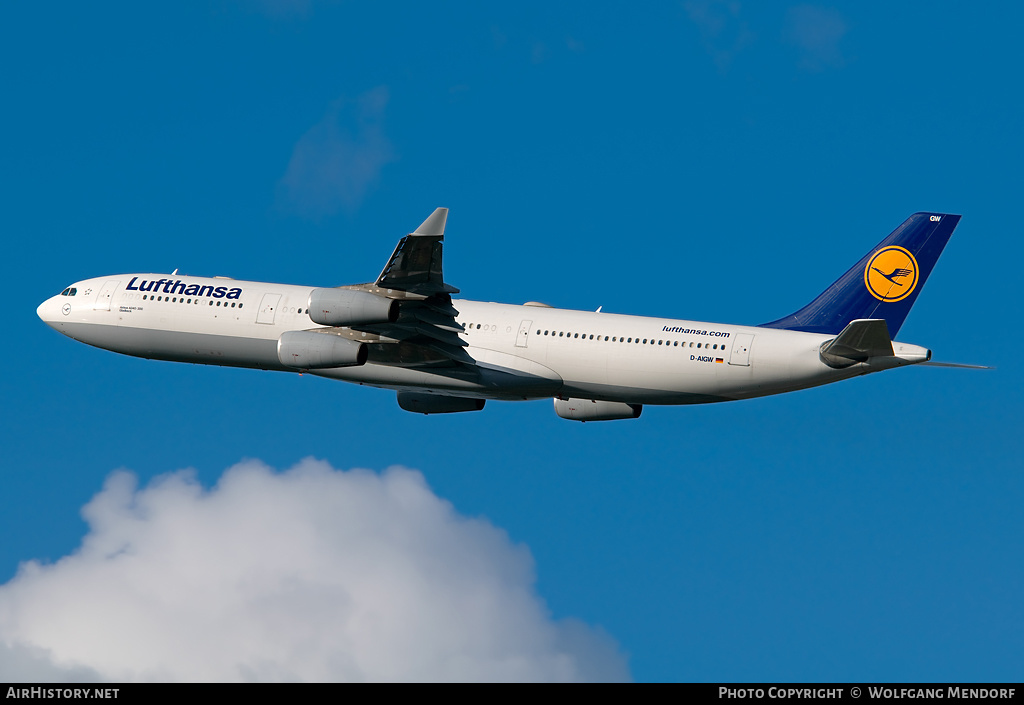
37 273 931 405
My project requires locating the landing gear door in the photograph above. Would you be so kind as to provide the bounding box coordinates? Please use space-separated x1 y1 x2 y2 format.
257 293 282 324
516 320 533 348
93 280 120 311
729 333 753 366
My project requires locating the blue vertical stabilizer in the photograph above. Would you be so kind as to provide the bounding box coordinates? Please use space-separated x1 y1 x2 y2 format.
760 212 960 336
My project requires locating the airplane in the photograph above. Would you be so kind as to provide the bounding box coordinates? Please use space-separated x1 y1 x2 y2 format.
37 209 981 421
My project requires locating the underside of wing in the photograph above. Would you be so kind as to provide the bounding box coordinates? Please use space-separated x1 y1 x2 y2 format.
354 296 471 367
321 208 472 368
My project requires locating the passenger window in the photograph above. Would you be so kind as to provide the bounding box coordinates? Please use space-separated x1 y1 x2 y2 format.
697 343 701 348
477 324 481 329
574 333 579 338
238 303 243 309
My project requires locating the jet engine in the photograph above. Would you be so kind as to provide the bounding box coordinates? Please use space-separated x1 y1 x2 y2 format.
308 288 399 327
277 331 367 369
553 398 642 422
397 391 486 415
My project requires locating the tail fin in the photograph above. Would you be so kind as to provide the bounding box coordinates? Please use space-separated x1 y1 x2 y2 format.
760 212 961 336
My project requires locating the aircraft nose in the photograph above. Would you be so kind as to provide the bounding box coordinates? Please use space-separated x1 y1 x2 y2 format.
37 296 60 327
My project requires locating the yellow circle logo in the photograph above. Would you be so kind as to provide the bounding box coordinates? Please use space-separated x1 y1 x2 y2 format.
864 246 919 302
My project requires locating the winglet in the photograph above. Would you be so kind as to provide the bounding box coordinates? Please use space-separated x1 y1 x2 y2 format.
375 208 459 295
413 208 448 237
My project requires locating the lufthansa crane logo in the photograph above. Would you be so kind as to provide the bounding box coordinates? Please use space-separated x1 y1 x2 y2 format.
864 246 919 302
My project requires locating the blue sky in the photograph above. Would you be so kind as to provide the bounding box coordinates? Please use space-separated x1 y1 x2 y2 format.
1 1 1021 682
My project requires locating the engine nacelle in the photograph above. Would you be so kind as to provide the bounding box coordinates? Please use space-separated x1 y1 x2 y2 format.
308 288 398 327
397 391 486 415
277 331 367 369
554 398 642 422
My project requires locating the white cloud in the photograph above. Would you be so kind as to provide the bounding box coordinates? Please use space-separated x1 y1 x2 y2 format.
0 459 629 682
0 643 103 682
278 87 397 219
785 5 847 71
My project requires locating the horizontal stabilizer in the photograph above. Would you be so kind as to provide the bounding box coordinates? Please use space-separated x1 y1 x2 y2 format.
920 361 993 369
819 319 893 368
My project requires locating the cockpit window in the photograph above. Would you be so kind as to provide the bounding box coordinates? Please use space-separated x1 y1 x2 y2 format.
69 288 78 296
61 288 70 296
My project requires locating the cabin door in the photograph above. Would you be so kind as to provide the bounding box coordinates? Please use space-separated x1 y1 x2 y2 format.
94 280 120 311
515 320 533 348
257 293 282 324
729 334 753 366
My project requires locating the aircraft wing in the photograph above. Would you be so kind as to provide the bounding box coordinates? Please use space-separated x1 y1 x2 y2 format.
340 208 471 365
375 208 460 296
